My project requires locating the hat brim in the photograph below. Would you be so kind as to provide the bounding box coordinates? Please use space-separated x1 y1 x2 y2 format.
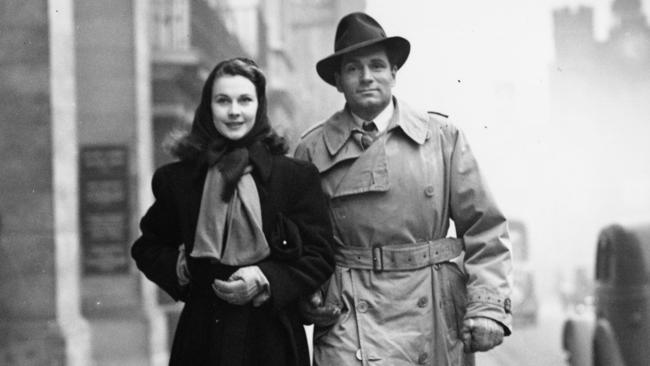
316 36 410 86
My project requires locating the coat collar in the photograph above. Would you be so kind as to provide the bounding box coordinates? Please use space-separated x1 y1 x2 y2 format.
323 98 429 156
249 142 273 183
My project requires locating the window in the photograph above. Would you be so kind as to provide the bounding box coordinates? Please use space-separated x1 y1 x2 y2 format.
152 0 190 51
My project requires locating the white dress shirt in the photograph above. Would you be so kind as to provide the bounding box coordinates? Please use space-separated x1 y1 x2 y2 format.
350 99 395 134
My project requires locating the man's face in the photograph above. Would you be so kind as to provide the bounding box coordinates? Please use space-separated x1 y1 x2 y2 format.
335 45 396 119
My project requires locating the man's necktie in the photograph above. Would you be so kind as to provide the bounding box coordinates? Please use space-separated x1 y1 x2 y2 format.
357 121 378 150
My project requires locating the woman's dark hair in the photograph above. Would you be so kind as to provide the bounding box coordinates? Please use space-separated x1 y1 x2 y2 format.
167 57 288 161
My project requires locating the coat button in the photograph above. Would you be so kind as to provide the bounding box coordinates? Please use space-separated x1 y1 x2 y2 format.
424 185 435 197
357 300 369 313
355 349 363 361
418 352 429 364
417 297 428 308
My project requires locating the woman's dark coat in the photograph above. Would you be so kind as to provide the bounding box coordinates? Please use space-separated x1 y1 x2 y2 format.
131 144 335 366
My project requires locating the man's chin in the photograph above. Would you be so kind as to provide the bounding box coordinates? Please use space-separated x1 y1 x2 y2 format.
353 100 386 112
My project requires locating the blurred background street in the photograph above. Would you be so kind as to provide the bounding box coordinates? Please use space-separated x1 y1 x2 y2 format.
477 301 568 366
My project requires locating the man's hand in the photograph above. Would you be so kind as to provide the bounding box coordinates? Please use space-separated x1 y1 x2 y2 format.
212 266 269 306
298 291 341 327
461 316 505 352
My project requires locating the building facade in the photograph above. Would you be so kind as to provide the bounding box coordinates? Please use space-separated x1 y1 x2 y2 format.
549 0 650 268
0 0 364 364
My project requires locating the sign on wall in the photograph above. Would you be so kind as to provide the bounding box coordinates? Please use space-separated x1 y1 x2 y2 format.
79 145 130 274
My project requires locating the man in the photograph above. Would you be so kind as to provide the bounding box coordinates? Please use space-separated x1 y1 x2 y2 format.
294 12 513 366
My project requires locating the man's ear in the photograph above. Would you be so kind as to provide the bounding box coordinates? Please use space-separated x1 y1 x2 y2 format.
390 65 397 87
334 73 344 92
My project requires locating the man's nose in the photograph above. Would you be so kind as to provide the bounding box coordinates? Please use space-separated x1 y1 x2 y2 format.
360 65 373 82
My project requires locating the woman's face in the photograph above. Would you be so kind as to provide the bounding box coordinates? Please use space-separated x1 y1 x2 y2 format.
211 74 258 140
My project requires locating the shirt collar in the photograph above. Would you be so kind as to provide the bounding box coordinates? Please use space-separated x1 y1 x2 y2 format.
323 98 430 156
350 100 394 133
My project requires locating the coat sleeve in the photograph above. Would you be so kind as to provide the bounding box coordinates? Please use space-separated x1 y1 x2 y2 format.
131 167 187 301
256 162 335 310
447 125 514 335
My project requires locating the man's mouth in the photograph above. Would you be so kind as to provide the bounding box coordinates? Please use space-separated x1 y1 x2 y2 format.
358 89 378 96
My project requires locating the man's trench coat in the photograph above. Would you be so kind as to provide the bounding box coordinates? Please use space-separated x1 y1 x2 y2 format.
294 99 513 365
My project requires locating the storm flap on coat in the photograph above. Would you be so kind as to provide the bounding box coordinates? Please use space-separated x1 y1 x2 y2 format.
294 99 513 366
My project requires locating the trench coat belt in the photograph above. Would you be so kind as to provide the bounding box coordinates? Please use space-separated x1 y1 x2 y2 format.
334 238 463 272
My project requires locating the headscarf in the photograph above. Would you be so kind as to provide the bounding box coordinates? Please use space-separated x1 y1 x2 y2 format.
189 58 271 200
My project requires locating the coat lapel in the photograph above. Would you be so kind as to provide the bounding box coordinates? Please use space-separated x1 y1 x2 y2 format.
307 110 364 174
316 108 391 197
303 99 430 199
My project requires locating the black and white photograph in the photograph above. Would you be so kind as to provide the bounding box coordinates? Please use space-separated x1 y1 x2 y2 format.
1 0 649 365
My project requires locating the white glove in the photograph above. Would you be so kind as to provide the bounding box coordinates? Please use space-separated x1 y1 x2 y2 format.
212 266 270 306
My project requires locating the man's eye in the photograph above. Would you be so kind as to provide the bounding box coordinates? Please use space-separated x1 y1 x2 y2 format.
344 64 359 73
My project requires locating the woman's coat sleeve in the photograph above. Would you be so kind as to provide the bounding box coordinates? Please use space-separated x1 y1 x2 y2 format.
257 162 335 310
131 167 187 301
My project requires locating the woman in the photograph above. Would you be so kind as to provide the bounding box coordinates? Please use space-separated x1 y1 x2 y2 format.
131 58 335 366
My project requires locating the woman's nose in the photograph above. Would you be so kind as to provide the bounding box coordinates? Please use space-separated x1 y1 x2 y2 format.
228 102 241 116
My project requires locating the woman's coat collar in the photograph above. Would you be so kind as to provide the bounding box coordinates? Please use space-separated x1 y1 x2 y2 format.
190 142 273 183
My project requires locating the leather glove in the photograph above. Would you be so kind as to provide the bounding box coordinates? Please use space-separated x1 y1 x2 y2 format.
212 266 270 306
298 290 341 327
461 316 505 353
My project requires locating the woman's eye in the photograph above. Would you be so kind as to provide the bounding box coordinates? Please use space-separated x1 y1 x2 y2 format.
214 98 229 104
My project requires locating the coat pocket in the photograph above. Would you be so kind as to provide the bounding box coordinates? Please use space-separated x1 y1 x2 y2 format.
439 261 468 339
313 266 345 341
269 213 303 261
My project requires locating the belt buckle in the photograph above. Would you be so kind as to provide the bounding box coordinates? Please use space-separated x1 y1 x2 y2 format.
372 245 383 272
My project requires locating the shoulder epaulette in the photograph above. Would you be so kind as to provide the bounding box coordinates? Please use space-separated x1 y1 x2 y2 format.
427 110 449 119
300 120 326 139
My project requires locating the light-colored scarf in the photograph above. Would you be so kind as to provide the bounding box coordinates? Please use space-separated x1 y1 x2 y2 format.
190 165 270 265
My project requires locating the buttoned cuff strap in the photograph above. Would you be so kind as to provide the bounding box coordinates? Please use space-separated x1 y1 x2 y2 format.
466 290 513 335
468 292 511 314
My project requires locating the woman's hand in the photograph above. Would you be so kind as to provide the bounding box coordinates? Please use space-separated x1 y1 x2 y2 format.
212 266 270 306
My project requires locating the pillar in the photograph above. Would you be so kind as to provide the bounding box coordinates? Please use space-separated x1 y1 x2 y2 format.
0 0 91 364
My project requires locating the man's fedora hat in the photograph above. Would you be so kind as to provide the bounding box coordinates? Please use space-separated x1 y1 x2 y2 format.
316 12 410 86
